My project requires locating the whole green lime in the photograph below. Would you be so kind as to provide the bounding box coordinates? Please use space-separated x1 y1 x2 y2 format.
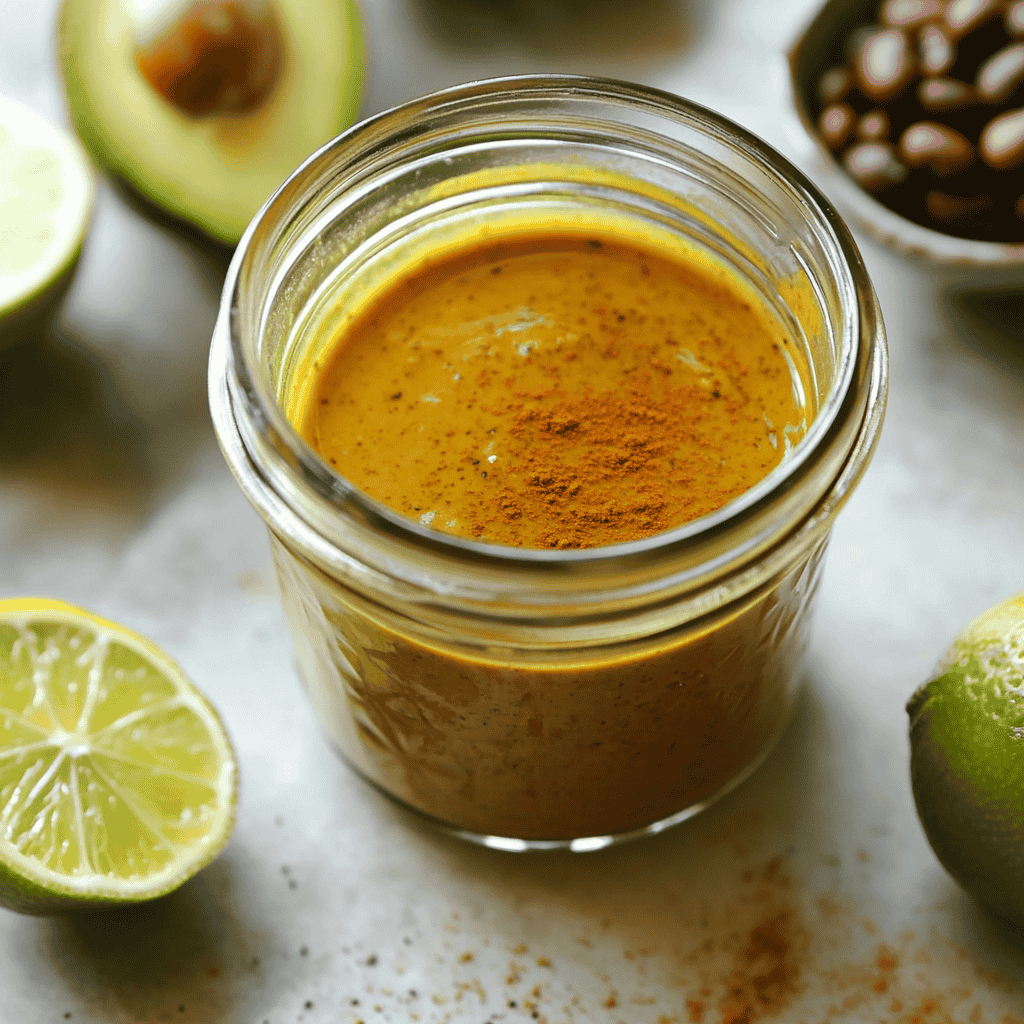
907 591 1024 928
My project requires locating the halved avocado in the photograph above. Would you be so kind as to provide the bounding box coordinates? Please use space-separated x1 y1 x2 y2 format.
58 0 364 249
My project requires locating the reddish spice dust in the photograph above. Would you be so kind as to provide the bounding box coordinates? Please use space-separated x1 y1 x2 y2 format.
329 860 1023 1024
717 910 800 1024
675 856 1021 1024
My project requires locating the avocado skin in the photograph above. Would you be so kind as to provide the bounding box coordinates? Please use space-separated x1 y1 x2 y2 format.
908 645 1024 930
56 0 365 249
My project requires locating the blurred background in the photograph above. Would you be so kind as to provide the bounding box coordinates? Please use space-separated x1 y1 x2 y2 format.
1 1 1023 1022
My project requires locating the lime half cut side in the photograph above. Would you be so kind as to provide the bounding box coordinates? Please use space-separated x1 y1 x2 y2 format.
0 96 95 347
0 598 238 914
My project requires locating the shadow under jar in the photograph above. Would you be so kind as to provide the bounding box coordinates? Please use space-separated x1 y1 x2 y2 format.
209 76 888 852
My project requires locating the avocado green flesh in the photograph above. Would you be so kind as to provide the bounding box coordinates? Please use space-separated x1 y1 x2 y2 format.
58 0 365 246
908 602 1024 928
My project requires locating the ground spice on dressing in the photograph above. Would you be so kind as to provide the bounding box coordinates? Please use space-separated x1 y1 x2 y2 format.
303 232 807 548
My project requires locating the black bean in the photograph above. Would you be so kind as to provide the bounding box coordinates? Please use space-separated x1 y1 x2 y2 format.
899 121 975 174
881 0 943 31
844 141 909 191
819 103 856 148
854 28 918 102
856 109 891 140
979 108 1024 169
975 43 1024 102
818 65 853 105
945 0 1002 40
920 24 957 75
917 76 975 110
1008 1 1024 38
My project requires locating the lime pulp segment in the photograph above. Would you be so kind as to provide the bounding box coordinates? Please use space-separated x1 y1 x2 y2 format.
0 600 236 909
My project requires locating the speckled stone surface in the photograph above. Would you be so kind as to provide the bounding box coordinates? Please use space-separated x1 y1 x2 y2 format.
2 1 1023 1022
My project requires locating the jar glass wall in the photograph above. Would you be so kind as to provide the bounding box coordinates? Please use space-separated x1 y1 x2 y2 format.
209 76 887 851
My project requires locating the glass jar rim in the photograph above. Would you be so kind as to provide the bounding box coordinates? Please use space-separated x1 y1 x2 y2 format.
211 74 886 589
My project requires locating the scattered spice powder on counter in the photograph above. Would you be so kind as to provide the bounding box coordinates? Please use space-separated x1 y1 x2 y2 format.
717 909 803 1023
304 869 1023 1024
256 857 1020 1024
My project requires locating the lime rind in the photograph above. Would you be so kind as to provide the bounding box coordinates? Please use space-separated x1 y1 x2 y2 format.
0 96 95 317
0 598 237 915
908 590 1024 928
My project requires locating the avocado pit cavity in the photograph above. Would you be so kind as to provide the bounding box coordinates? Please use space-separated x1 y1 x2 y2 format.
134 0 283 117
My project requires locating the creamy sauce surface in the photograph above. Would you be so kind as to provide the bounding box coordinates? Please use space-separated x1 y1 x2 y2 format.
301 232 808 548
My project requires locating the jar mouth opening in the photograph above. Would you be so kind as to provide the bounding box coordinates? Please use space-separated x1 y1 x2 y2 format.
214 74 883 574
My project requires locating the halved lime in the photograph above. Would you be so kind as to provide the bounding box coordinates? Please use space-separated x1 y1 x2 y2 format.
0 598 238 914
907 591 1024 928
0 96 96 349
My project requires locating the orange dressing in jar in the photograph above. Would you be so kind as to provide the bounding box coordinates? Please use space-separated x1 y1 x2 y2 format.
280 225 821 841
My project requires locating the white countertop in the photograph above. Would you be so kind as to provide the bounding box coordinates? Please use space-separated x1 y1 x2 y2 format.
2 1 1023 1021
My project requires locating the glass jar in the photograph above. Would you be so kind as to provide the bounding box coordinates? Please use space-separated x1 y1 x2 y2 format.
209 76 887 852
